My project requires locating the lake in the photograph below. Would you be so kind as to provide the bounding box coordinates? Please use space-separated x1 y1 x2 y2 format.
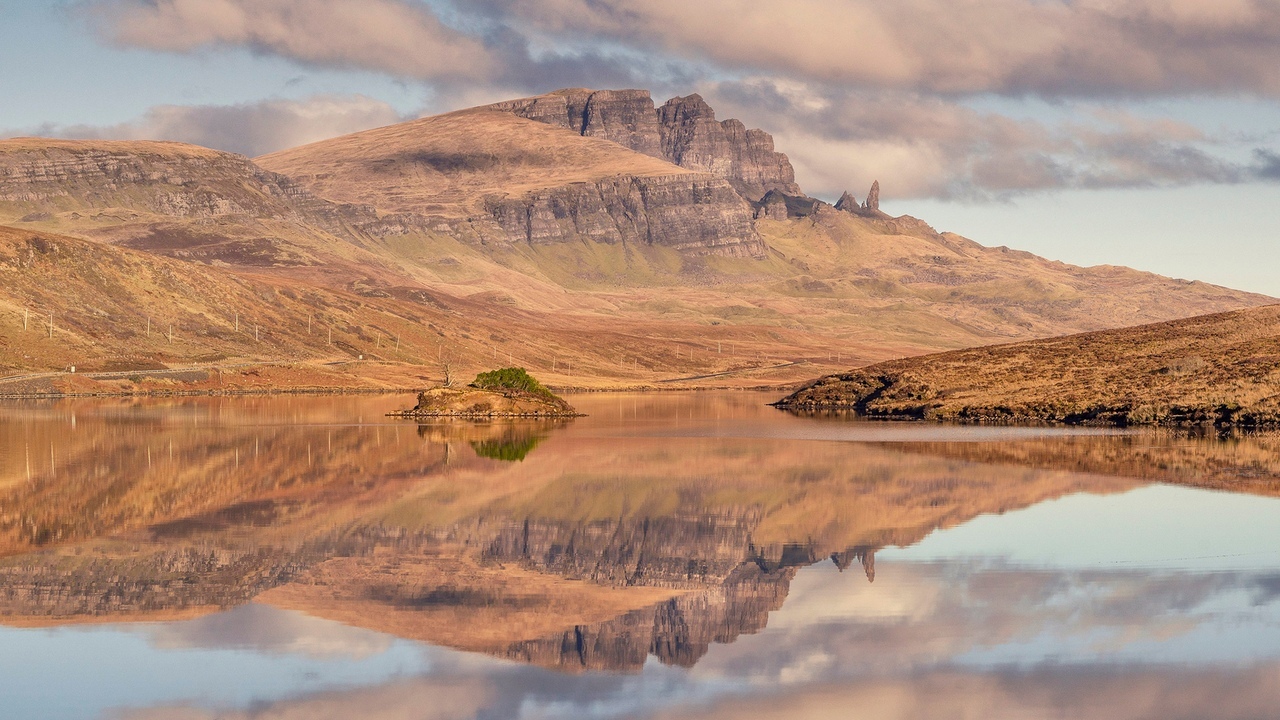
1 391 1279 720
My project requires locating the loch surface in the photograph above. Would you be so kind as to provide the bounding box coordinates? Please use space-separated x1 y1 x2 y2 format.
2 392 1279 720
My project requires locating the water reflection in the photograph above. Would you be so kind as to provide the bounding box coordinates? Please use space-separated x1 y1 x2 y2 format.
0 393 1278 718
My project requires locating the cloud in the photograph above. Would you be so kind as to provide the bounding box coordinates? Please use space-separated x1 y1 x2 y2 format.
1254 149 1280 180
115 676 498 720
12 94 406 156
139 603 394 659
645 665 1280 720
84 0 1280 100
70 0 1280 200
86 0 495 81
707 80 1251 200
107 562 1280 720
473 0 1280 98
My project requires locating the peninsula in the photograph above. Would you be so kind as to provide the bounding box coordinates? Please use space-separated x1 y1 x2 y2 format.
775 305 1280 428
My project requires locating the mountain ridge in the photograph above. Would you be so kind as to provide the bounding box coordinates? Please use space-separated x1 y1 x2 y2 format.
0 88 1273 390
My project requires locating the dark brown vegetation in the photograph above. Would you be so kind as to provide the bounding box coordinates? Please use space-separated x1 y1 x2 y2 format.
777 304 1280 428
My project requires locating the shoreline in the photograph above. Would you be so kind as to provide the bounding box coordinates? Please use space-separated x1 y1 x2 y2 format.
0 358 808 400
0 382 801 401
774 402 1280 430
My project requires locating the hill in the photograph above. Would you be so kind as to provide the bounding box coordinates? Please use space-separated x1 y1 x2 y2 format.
0 89 1274 392
775 304 1280 427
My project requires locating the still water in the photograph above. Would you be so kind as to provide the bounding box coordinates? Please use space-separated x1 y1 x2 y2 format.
1 392 1279 719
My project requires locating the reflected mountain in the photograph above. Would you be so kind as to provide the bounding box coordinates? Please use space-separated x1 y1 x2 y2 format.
876 430 1280 497
1 393 1278 672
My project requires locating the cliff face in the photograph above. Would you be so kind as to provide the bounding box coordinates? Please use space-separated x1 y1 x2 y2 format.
477 512 869 671
0 544 318 620
482 512 760 589
657 94 801 201
504 564 796 671
0 140 381 268
482 173 764 257
498 89 801 202
0 140 363 232
255 101 765 258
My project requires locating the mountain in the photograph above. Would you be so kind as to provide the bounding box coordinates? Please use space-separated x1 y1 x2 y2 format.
255 91 778 258
775 304 1280 427
0 90 1273 391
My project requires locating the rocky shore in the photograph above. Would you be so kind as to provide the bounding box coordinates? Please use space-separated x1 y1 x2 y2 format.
389 368 582 418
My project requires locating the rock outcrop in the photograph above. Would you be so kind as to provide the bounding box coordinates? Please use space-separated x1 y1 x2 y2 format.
834 190 860 212
498 89 802 202
484 173 765 257
834 180 890 220
755 190 790 221
754 189 821 220
863 180 881 213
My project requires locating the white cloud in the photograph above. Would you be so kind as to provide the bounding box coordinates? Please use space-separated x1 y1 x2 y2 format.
88 0 495 81
708 80 1248 200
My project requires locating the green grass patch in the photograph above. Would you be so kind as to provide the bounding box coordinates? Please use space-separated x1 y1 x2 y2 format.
471 366 556 400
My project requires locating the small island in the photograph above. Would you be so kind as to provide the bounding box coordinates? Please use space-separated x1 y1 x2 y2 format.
389 367 582 418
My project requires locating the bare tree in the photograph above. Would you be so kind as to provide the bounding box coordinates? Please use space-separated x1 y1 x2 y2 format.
442 359 456 387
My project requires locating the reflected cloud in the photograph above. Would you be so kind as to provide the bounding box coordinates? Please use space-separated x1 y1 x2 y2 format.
111 677 497 720
138 603 393 660
644 664 1280 720
96 561 1280 720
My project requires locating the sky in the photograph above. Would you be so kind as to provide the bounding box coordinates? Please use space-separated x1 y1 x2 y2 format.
1 0 1279 295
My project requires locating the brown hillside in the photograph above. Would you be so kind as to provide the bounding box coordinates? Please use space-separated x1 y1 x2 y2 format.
0 91 1275 393
777 304 1280 426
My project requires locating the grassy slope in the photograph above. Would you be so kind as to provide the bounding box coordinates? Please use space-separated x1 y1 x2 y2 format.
778 304 1280 426
0 225 857 393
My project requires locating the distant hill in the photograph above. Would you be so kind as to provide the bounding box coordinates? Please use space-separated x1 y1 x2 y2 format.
776 304 1280 427
0 89 1274 390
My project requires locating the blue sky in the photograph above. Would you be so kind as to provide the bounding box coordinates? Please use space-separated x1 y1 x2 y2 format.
2 0 1279 295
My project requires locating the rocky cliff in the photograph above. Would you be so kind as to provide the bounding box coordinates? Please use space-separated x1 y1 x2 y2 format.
476 513 877 670
504 563 797 671
257 103 766 258
0 543 318 620
482 172 764 257
834 181 888 219
496 89 802 202
0 139 379 267
0 139 365 233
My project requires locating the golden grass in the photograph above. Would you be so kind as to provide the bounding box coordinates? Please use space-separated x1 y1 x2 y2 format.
0 137 226 159
781 304 1280 426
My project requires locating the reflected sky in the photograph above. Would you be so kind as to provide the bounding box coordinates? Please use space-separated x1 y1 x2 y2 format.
0 392 1278 719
